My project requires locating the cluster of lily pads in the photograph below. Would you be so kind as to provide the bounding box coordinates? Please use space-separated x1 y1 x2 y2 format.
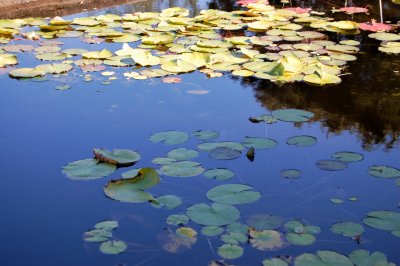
0 3 398 86
61 106 400 263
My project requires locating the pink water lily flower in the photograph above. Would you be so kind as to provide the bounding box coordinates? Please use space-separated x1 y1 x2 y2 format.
359 20 392 32
236 0 269 6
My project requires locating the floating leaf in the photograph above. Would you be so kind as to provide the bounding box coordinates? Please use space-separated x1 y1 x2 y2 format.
166 214 189 226
95 220 119 231
82 49 113 59
272 109 314 123
209 147 242 160
280 169 302 179
295 251 352 266
152 157 176 166
99 240 127 255
249 115 277 124
55 84 71 90
192 130 220 141
242 137 277 149
167 148 199 161
363 211 400 236
186 203 240 226
247 214 282 230
204 168 234 181
249 229 285 251
104 168 159 203
93 148 140 166
206 184 261 205
349 249 396 266
152 195 182 209
330 198 344 204
316 160 348 171
303 71 341 85
331 151 363 163
83 229 112 242
368 32 400 41
9 68 44 79
121 168 140 179
161 59 197 73
217 244 244 260
160 161 204 177
197 142 245 152
201 226 224 237
368 165 400 179
262 258 289 266
284 220 320 246
62 159 116 180
150 130 189 145
221 232 248 245
331 222 364 237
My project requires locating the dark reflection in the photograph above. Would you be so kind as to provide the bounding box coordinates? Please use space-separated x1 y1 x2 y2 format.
209 0 400 150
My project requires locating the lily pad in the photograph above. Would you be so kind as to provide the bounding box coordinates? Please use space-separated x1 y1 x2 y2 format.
152 157 176 165
262 258 289 266
206 184 261 204
272 109 314 123
150 130 189 145
363 211 400 236
249 229 285 251
160 161 204 177
217 244 244 260
197 141 245 152
83 229 112 242
331 151 363 163
286 135 317 147
166 214 189 226
95 220 119 231
186 203 240 226
249 115 278 124
247 214 283 230
62 158 116 180
209 147 242 160
93 148 140 166
280 169 302 179
167 148 199 161
284 220 320 246
201 226 224 237
204 168 234 181
331 222 364 237
104 168 159 203
152 195 182 209
121 168 140 179
349 249 396 266
368 165 400 179
242 137 278 149
316 160 348 171
221 232 248 245
226 222 249 234
295 250 352 266
192 130 220 141
99 240 127 255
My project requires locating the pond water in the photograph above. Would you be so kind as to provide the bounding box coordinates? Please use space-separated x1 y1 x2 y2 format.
0 0 400 265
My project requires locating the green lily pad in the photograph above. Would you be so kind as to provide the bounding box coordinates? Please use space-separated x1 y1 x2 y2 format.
152 157 176 165
331 151 363 163
316 160 348 171
192 130 220 141
62 158 116 180
83 229 112 242
9 68 44 79
368 32 400 41
197 141 245 152
286 135 317 147
121 168 140 179
201 226 224 237
186 203 240 226
242 137 278 149
330 198 344 204
368 165 400 179
160 161 204 177
209 147 242 160
94 220 119 231
82 49 113 59
247 214 283 230
99 240 127 255
93 148 140 166
284 220 320 246
262 258 289 266
331 222 364 237
363 211 400 235
221 232 248 245
55 84 71 90
150 130 189 145
249 229 285 251
152 195 182 209
104 168 159 203
249 114 278 124
167 148 199 161
295 250 352 266
272 109 314 123
166 214 189 226
204 168 234 181
286 233 315 246
280 169 302 179
349 249 396 266
158 227 197 253
206 184 261 205
217 244 244 260
226 222 249 234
